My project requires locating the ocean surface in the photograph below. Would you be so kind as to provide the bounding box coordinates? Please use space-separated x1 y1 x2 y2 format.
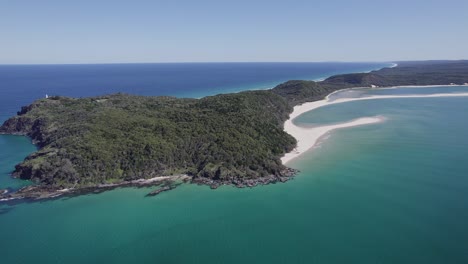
3 63 468 263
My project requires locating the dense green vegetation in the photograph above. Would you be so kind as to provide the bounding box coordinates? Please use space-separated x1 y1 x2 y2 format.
1 91 295 187
2 60 468 188
323 61 468 87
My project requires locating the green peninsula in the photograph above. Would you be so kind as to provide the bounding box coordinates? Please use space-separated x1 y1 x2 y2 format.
1 60 468 200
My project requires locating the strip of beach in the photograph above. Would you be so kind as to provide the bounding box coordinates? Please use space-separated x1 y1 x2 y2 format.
281 90 468 164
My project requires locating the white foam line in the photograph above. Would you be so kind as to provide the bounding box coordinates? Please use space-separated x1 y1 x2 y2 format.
281 92 468 164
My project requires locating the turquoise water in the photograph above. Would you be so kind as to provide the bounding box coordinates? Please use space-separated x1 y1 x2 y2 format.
0 135 36 189
2 81 468 261
298 86 468 126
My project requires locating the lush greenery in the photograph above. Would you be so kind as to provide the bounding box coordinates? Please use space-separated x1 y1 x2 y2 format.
1 91 295 187
2 60 468 188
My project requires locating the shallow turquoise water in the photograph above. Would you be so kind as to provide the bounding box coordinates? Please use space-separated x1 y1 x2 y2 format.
0 135 36 189
297 86 468 126
291 94 468 263
2 86 468 263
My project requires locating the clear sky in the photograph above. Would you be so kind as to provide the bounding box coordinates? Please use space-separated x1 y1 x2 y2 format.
1 0 467 64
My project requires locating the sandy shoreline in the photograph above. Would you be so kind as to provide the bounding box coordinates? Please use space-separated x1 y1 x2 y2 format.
281 89 468 164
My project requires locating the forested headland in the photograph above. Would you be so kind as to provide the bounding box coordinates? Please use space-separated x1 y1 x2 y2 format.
2 60 468 200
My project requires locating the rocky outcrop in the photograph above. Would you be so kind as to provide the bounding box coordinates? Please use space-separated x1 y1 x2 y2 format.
0 116 49 146
192 167 298 189
146 185 176 196
0 116 33 135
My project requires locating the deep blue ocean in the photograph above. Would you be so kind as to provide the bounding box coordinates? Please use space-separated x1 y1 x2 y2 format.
6 63 468 264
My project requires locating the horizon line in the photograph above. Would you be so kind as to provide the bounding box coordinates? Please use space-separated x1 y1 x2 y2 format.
1 59 467 66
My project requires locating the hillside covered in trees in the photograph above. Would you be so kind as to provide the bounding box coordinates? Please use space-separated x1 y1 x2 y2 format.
1 92 296 188
1 60 468 199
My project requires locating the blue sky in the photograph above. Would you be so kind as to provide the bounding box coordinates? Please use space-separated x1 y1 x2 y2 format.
1 0 467 64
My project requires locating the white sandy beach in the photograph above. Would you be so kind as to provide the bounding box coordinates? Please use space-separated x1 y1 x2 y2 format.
281 91 468 164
